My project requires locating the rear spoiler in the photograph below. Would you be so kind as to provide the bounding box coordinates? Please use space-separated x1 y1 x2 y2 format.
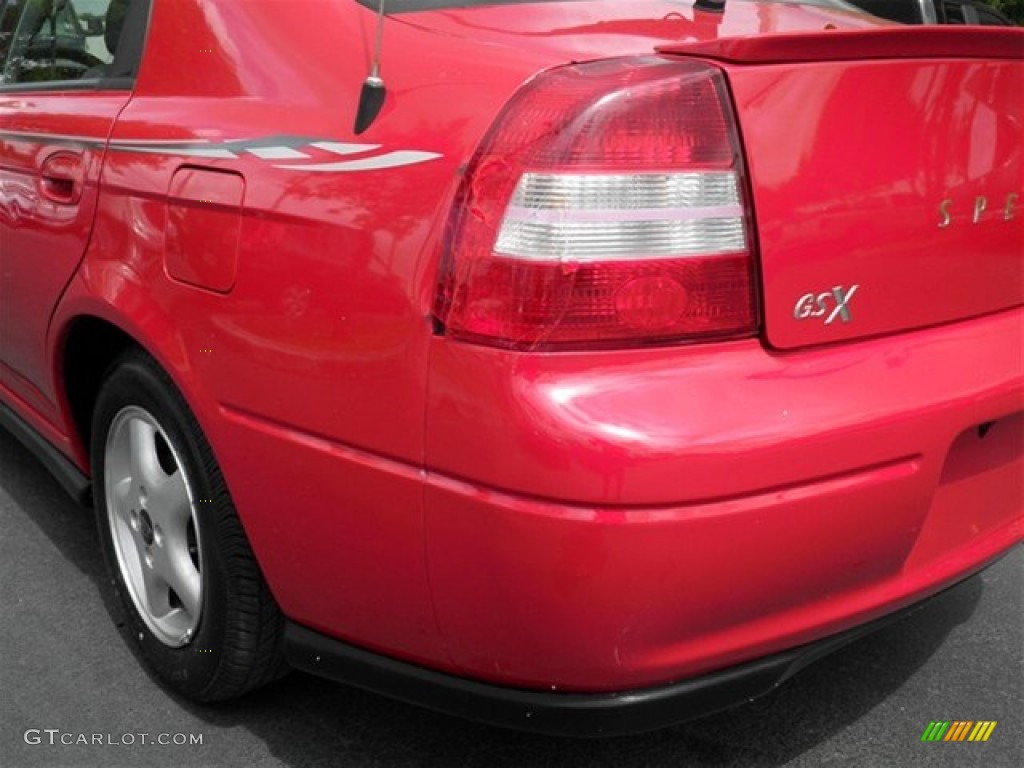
657 26 1024 64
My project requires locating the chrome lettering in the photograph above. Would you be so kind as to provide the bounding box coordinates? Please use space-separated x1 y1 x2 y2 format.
938 198 953 228
794 284 859 325
814 293 829 317
972 196 987 224
824 285 858 325
1005 193 1019 221
937 193 1021 227
793 293 816 319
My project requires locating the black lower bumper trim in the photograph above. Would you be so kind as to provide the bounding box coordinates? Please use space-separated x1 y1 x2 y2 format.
283 592 941 737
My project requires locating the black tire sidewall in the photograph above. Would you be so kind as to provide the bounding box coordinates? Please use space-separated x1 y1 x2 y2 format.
91 351 233 700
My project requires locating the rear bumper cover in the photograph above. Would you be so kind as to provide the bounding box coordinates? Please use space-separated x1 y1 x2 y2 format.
423 309 1023 690
282 556 1004 737
225 309 1022 701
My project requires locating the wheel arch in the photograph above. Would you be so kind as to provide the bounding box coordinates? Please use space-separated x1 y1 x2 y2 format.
61 316 138 469
55 307 204 474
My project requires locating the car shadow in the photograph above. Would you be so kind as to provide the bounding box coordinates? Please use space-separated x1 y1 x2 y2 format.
0 426 985 768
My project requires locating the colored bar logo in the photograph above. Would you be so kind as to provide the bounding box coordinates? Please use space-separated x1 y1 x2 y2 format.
921 721 997 742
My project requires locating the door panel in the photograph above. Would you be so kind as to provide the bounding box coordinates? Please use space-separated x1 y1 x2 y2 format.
0 93 129 418
0 0 141 420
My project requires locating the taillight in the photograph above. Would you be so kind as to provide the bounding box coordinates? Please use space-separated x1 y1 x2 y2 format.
434 57 759 351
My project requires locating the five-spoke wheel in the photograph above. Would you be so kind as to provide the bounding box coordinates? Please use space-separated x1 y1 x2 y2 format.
104 406 203 647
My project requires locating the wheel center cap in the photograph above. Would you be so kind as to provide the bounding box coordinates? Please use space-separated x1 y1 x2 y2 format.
139 510 154 547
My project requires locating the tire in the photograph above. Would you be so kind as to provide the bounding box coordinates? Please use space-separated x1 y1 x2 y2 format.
91 348 286 701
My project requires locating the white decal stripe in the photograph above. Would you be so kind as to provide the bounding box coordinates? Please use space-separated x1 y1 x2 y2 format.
278 150 442 172
245 146 311 160
99 137 441 170
113 145 239 159
310 141 381 156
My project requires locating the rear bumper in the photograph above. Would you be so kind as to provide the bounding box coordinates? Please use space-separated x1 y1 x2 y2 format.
222 308 1023 704
282 557 1004 737
424 308 1024 690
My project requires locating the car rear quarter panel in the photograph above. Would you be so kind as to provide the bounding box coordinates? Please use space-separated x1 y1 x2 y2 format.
54 0 554 665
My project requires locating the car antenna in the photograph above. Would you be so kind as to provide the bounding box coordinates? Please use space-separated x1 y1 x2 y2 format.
354 0 388 135
694 0 726 11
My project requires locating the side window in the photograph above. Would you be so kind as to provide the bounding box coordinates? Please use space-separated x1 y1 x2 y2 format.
942 1 968 23
0 0 130 86
0 2 24 62
844 1 922 24
974 7 1008 24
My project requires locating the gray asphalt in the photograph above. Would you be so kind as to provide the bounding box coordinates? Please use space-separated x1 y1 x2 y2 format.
1 425 1021 768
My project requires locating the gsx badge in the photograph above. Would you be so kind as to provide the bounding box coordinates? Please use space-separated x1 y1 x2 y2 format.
793 285 859 325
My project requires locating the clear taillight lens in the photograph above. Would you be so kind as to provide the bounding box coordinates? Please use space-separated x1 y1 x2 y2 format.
435 57 759 350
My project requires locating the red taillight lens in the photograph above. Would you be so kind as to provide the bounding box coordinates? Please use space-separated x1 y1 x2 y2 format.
435 57 758 350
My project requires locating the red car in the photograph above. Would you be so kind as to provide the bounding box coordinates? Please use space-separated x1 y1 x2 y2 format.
0 0 1020 736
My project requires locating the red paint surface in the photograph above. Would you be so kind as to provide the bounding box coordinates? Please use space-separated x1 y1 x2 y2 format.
1 0 1021 692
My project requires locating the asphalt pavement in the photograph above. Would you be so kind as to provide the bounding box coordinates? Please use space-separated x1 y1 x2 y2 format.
1 425 1021 768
